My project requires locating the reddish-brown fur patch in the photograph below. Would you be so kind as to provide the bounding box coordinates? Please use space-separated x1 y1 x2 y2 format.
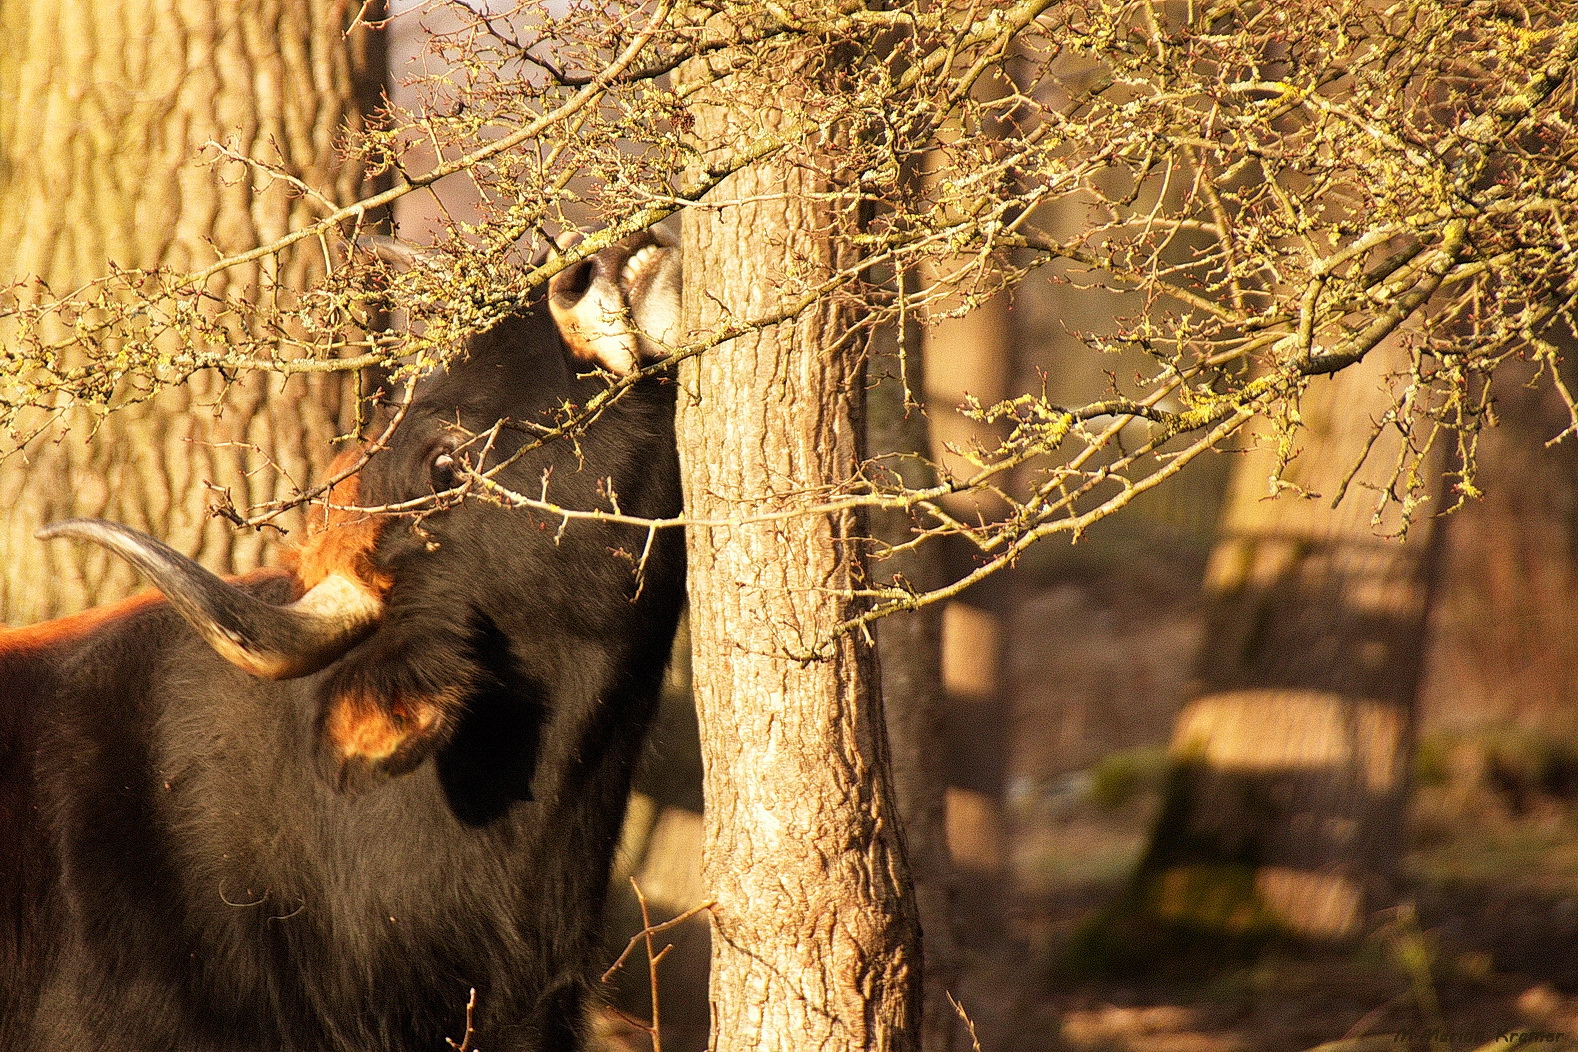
291 449 393 599
0 569 291 658
324 688 455 765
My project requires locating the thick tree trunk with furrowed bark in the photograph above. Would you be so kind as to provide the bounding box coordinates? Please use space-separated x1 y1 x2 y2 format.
677 44 923 1052
0 0 384 622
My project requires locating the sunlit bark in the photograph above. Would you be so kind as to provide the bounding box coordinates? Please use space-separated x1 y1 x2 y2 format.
678 39 922 1052
0 0 383 620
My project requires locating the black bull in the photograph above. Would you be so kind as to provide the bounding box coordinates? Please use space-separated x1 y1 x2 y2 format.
0 234 686 1052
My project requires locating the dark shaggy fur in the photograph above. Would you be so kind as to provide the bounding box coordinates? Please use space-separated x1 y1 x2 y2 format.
0 299 685 1052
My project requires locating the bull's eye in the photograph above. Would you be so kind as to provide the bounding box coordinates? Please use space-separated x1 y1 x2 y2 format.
429 447 460 492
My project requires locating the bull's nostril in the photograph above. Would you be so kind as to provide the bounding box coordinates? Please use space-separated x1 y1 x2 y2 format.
556 258 596 301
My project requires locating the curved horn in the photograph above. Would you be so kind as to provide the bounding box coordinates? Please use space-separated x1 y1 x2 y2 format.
38 519 383 680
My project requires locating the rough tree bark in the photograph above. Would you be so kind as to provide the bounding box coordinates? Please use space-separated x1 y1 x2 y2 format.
676 45 923 1052
1128 340 1442 943
0 0 384 622
869 287 959 1052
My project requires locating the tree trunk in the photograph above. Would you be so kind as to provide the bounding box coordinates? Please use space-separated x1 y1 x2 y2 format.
1422 354 1578 736
922 296 1014 952
677 47 923 1052
869 281 959 1052
1129 341 1441 943
0 0 384 622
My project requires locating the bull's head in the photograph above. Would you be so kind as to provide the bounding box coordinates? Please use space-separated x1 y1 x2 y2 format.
41 230 683 783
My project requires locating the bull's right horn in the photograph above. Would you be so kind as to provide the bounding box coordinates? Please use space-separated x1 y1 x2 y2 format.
38 519 383 680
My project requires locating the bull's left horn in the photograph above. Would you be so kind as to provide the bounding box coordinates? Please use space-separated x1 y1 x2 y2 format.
38 519 383 680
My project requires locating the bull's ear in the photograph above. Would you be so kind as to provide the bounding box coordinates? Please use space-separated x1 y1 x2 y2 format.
547 231 681 375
